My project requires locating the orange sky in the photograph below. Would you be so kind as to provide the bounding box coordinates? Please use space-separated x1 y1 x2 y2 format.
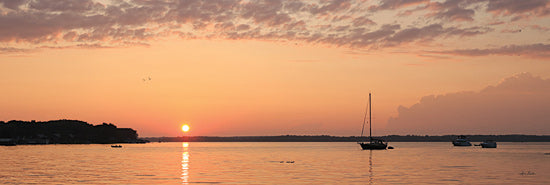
1 0 550 136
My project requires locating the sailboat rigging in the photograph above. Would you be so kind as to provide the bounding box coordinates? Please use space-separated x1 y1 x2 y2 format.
358 93 388 150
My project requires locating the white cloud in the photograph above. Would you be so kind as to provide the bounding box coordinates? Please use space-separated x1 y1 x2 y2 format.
386 73 550 135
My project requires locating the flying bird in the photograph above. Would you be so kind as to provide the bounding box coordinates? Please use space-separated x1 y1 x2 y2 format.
142 76 152 82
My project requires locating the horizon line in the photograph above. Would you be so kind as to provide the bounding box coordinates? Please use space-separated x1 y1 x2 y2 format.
140 134 550 138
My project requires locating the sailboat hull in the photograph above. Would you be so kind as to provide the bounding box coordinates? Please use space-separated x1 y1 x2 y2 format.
359 143 387 150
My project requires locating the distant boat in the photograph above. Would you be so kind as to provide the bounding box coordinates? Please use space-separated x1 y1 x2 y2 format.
452 135 472 146
358 93 388 150
480 140 497 148
111 145 122 148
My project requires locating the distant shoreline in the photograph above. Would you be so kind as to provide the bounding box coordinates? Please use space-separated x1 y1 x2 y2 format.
142 135 550 142
0 120 146 145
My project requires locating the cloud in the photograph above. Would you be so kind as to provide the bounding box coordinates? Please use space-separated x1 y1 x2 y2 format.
352 16 376 27
384 24 491 46
0 0 28 10
487 0 550 20
409 0 550 21
434 43 550 58
530 25 550 32
381 0 550 22
377 0 482 22
426 0 478 22
0 1 489 50
500 28 523 33
0 46 35 54
386 73 550 135
28 0 102 12
487 21 505 25
368 0 429 11
0 0 546 57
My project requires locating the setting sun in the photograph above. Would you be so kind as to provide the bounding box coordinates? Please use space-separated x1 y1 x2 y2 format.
181 124 190 133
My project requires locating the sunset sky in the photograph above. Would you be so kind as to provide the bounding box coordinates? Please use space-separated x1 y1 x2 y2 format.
1 0 549 137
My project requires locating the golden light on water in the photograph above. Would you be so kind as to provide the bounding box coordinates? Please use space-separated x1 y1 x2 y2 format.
181 142 189 184
181 124 190 133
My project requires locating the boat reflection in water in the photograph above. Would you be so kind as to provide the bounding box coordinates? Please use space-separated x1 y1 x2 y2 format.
182 142 189 185
368 150 373 185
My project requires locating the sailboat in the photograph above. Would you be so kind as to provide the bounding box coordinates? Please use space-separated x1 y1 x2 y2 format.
358 93 388 150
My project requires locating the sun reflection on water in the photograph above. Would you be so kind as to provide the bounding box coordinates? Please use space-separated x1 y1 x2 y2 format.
181 142 189 184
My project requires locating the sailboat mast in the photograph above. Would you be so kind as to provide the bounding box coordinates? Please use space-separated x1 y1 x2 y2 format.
369 93 372 141
360 96 369 138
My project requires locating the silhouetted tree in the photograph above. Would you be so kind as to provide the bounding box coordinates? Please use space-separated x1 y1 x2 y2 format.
0 120 142 144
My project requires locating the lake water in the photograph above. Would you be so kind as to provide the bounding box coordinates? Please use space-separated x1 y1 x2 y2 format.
1 142 549 184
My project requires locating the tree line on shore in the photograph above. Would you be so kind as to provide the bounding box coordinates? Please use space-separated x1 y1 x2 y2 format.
0 120 146 145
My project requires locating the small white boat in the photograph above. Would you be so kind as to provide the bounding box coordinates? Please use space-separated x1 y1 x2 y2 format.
452 135 472 146
480 140 497 148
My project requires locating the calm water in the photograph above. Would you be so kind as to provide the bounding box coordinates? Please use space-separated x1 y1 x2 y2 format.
1 142 549 184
